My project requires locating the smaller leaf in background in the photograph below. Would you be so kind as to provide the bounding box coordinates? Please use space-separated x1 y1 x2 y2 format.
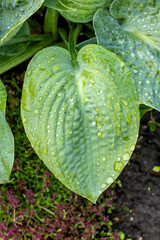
148 121 157 132
21 44 139 203
44 0 113 23
147 110 160 132
153 166 160 173
0 80 14 184
110 0 160 19
0 0 44 46
76 38 97 51
0 22 30 56
93 3 160 111
139 104 152 118
0 36 54 75
43 0 69 10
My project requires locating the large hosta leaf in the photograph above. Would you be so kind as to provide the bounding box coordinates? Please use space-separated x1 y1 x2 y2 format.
44 0 113 23
0 80 14 184
21 44 139 202
94 4 160 111
0 0 44 46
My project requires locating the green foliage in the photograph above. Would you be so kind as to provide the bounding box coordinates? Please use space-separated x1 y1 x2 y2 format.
0 22 30 56
94 3 160 111
0 0 160 203
44 0 113 23
0 75 121 238
148 110 160 131
0 80 14 184
21 44 139 202
0 0 44 45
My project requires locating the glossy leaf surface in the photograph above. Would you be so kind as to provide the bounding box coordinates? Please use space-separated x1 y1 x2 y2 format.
110 0 160 19
44 0 113 23
94 4 160 110
0 80 14 184
21 45 139 202
0 0 44 46
76 38 97 51
0 22 30 56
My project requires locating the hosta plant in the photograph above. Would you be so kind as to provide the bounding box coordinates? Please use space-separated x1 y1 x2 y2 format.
0 0 159 203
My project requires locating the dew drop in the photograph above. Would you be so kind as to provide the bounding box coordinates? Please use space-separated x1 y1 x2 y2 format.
48 57 55 63
34 109 39 114
23 117 28 123
101 183 107 189
123 100 128 106
84 97 89 102
122 152 130 161
106 177 113 184
27 70 32 76
43 147 47 155
51 150 55 156
97 131 103 137
38 97 42 102
114 161 124 172
130 144 135 151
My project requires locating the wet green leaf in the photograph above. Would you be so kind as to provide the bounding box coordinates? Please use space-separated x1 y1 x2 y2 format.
0 80 14 184
0 36 54 75
44 0 113 23
21 44 139 203
0 0 44 46
94 3 160 111
110 0 160 19
76 38 97 51
43 0 68 10
139 104 152 118
0 22 30 56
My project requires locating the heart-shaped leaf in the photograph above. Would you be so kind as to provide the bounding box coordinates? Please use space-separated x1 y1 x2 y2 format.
21 44 139 203
44 0 113 23
94 4 160 111
0 80 14 184
0 0 44 46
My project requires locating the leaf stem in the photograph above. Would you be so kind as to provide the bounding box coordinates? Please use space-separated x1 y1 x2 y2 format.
69 24 82 69
44 8 59 41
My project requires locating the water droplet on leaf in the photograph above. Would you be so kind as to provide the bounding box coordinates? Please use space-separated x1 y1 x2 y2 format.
101 183 107 189
122 152 130 161
97 131 103 137
106 177 113 184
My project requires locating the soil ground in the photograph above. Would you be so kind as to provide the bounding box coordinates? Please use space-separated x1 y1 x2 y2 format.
113 111 160 240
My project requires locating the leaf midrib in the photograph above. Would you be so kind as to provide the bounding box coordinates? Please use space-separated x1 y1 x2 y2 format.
132 31 160 51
